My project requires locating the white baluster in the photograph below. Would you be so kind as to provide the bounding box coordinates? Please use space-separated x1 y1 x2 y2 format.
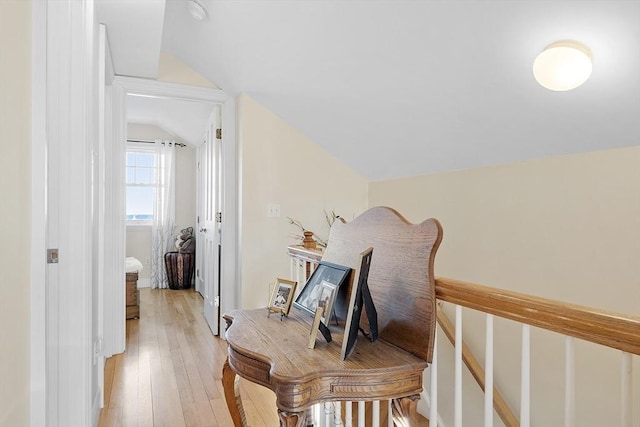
621 351 632 427
565 336 575 427
324 402 332 426
372 400 380 427
521 324 530 427
314 403 322 427
484 314 494 427
387 400 393 427
358 401 365 427
334 402 343 427
345 401 353 427
455 305 463 427
290 257 295 283
430 332 438 427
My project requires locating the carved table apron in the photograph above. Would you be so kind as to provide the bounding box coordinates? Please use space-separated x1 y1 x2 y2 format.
222 308 428 427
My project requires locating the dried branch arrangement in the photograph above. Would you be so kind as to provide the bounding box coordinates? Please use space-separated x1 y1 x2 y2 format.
287 210 341 248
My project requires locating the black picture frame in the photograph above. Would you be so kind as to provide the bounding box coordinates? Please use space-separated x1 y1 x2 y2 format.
340 247 377 360
293 261 351 319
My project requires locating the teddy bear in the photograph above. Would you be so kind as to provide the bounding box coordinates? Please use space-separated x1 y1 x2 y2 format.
175 227 196 254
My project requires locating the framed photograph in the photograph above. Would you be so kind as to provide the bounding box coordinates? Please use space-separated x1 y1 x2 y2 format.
268 278 297 316
317 281 338 324
294 261 351 320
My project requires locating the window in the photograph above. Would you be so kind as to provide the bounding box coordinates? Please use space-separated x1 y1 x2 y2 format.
126 149 157 225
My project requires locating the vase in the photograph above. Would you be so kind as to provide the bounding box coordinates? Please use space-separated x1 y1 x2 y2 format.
303 231 317 249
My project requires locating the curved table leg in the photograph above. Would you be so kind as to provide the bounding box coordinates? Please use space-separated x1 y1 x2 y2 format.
391 394 420 427
222 358 248 427
278 409 307 427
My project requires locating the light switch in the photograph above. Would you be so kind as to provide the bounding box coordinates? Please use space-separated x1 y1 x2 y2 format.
267 203 281 218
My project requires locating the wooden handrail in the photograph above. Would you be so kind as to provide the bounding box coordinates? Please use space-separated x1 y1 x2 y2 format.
436 306 519 427
287 247 640 425
287 246 640 355
436 277 640 355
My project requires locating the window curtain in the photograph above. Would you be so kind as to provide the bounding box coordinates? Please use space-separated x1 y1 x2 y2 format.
150 140 176 289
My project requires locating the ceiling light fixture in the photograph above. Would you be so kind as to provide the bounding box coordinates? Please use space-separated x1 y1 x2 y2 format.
533 40 593 91
186 0 207 21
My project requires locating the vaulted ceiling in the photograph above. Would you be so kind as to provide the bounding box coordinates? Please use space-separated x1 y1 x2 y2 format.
98 1 640 181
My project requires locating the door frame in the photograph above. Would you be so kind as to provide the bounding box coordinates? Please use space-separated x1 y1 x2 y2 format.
31 8 240 419
110 76 238 349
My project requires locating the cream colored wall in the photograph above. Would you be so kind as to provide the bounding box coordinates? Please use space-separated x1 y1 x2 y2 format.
157 52 217 89
125 124 197 284
0 1 31 425
238 94 368 309
127 122 175 141
125 228 152 283
369 146 640 426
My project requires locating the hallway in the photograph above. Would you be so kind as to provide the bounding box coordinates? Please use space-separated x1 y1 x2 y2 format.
98 288 279 427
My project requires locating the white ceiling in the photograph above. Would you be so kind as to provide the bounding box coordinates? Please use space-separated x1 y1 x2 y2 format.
96 0 166 79
101 1 640 180
127 95 214 145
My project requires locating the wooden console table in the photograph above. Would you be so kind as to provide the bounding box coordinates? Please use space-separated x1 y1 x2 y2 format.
223 309 428 426
223 207 442 426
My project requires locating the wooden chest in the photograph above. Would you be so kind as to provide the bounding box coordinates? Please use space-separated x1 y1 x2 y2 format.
126 272 140 319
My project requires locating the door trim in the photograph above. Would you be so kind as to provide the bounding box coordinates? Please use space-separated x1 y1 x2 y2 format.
110 77 238 348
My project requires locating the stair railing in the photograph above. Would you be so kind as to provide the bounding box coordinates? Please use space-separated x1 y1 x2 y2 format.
287 247 640 426
433 277 639 427
434 304 519 427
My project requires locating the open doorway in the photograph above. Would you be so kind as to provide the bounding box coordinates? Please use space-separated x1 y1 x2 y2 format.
106 77 238 355
124 94 213 291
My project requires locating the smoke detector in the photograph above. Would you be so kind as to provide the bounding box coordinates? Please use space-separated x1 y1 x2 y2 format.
186 0 207 21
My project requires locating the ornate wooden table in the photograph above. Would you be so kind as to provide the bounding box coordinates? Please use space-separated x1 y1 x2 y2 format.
222 207 443 427
223 308 428 426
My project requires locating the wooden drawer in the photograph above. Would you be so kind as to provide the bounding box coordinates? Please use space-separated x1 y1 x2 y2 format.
126 304 139 320
126 272 139 319
126 284 137 306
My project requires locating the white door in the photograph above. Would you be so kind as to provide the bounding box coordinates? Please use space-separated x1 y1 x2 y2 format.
198 108 222 335
196 143 205 296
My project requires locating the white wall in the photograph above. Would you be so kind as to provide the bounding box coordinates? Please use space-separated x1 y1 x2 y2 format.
125 123 197 285
369 146 640 426
0 1 32 425
238 94 369 310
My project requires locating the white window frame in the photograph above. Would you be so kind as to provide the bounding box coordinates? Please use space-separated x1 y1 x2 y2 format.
125 143 157 227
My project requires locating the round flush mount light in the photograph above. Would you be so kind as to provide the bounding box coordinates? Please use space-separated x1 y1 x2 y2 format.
186 0 207 21
533 40 593 91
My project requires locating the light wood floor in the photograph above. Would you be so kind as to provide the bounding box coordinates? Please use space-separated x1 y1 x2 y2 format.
98 288 279 427
98 288 428 427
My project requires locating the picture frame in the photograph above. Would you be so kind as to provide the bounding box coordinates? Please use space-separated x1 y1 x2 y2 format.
341 247 376 360
293 261 351 320
317 281 338 325
307 306 324 349
268 278 297 317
